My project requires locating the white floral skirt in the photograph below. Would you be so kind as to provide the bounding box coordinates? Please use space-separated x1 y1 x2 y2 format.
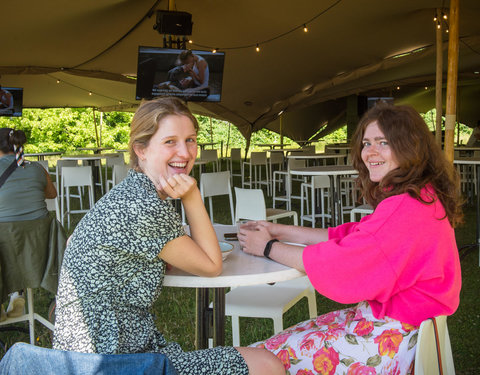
249 301 419 375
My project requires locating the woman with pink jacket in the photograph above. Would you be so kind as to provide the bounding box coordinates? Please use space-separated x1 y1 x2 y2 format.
238 104 462 374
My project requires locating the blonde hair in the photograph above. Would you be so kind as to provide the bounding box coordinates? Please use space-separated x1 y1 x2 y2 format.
129 97 199 170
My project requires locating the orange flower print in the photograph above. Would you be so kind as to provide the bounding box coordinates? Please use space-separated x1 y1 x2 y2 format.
287 346 298 360
265 333 290 350
297 370 315 375
383 359 401 375
374 329 403 358
312 347 340 375
347 362 377 375
277 349 292 370
354 319 374 336
299 331 326 356
401 322 419 333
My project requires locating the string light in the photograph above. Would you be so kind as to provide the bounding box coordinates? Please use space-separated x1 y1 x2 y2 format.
188 39 193 44
212 48 217 53
433 15 438 22
255 44 260 52
188 0 342 52
396 86 400 90
443 13 447 20
56 79 60 84
88 92 92 96
437 22 441 29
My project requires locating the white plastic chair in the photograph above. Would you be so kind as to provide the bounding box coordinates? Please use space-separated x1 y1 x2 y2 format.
242 152 270 195
268 151 284 192
300 175 331 227
413 315 455 375
200 171 235 224
0 288 54 346
56 159 81 207
60 166 95 228
349 204 374 222
272 158 306 210
106 164 129 192
228 148 242 184
200 149 220 172
104 154 125 187
225 276 317 346
234 187 298 225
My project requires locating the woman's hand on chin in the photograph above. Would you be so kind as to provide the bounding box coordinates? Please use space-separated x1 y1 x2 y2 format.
158 173 197 200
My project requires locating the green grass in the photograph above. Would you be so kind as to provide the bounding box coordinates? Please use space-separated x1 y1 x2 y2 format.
1 162 479 374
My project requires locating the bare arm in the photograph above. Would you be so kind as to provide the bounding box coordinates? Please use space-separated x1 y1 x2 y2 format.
238 223 306 271
261 221 329 245
43 168 57 199
156 174 222 277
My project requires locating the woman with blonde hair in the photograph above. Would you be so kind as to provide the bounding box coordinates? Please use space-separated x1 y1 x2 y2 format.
53 97 284 374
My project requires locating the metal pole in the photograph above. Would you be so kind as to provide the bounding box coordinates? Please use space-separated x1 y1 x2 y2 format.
444 0 460 162
435 8 443 147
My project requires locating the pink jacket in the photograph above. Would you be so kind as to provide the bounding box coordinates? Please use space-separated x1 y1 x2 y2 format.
302 188 461 326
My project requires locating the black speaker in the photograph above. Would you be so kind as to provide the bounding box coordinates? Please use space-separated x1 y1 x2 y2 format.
154 10 193 36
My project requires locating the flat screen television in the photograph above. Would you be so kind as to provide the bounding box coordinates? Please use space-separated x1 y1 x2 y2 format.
136 47 225 102
367 96 394 109
0 86 23 117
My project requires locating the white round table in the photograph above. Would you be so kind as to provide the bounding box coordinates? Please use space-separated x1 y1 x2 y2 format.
164 224 305 349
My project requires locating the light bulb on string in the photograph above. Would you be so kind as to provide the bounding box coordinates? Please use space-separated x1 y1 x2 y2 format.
188 39 193 44
443 12 447 20
303 24 308 32
56 80 60 84
255 44 260 52
433 15 438 22
212 48 217 53
88 92 92 96
437 22 441 29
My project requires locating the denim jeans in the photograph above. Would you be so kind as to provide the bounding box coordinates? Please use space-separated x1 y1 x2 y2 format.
0 343 179 375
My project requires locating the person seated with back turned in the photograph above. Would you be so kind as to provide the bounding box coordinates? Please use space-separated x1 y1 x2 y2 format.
52 97 285 375
0 128 57 320
238 104 462 374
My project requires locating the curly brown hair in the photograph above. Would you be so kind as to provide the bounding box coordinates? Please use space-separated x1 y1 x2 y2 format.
350 104 463 227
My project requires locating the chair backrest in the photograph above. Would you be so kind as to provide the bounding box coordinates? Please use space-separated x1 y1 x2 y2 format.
61 166 93 188
201 149 219 162
112 164 129 185
230 148 242 161
55 159 78 184
200 171 232 198
35 160 49 171
301 145 316 155
269 151 284 165
287 158 306 170
414 315 455 375
312 175 330 188
200 171 234 224
234 187 267 221
249 151 267 165
106 154 125 168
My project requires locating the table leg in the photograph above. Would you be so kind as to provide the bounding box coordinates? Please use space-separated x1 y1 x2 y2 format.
328 176 337 226
195 288 210 350
213 287 226 347
477 165 480 266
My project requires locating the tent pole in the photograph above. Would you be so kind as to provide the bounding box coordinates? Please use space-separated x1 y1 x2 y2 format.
92 108 100 148
279 114 284 145
444 0 460 162
435 8 443 147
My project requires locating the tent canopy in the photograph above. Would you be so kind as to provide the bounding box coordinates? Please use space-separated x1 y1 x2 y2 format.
2 0 480 140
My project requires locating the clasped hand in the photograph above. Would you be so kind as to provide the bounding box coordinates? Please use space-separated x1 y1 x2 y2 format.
237 221 273 257
156 174 197 200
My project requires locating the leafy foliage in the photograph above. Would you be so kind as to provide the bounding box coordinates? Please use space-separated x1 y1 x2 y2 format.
0 108 473 155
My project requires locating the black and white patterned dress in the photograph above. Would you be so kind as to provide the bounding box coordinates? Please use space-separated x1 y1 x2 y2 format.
53 170 248 375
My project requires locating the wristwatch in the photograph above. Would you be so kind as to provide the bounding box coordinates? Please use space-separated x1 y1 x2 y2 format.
263 239 279 260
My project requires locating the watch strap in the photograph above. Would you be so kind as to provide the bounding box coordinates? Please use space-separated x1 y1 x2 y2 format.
263 239 279 260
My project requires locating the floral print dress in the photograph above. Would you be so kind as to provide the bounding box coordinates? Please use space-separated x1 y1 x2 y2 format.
53 170 249 375
250 301 418 375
